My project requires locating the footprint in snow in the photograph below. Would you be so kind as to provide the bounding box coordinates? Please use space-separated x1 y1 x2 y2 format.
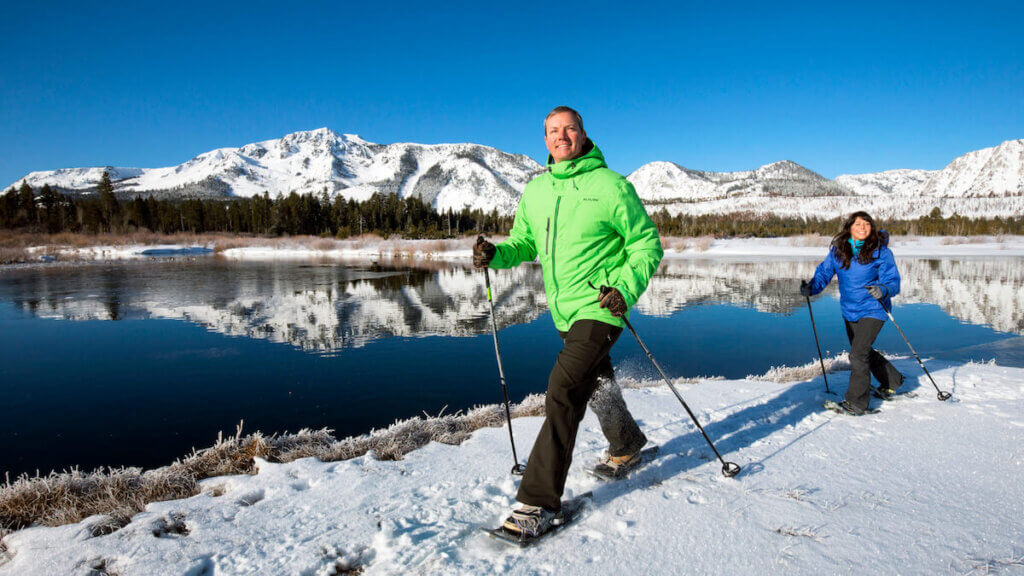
236 489 265 507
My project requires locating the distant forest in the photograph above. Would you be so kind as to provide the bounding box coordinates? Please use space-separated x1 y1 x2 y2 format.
3 172 1023 238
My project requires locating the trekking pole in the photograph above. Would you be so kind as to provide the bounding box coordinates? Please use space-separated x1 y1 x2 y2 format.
871 292 952 401
802 282 834 395
590 282 740 478
484 267 527 475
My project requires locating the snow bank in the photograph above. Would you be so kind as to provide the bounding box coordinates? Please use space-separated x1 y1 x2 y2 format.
2 358 1021 575
25 244 213 261
660 235 1024 259
21 235 1024 265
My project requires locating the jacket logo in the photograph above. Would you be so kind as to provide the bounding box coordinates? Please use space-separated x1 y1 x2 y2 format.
581 197 599 202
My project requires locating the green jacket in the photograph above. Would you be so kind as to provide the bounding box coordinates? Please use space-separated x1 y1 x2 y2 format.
490 141 664 331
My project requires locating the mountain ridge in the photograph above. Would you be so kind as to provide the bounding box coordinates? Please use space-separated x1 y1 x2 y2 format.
9 131 1024 219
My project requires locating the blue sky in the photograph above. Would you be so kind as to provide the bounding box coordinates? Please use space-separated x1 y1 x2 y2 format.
2 1 1022 187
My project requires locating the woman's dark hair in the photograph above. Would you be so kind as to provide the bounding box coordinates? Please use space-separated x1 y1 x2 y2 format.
833 211 881 269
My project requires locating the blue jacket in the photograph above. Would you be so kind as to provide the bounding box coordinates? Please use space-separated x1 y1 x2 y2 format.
808 231 901 322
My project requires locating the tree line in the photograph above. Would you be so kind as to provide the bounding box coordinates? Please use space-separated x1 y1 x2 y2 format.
0 173 513 237
2 173 1022 238
649 207 1024 237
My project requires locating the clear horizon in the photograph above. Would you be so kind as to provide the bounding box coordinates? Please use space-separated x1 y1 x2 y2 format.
2 1 1022 186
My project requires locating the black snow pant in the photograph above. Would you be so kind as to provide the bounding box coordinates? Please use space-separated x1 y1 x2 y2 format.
844 317 904 412
516 319 648 510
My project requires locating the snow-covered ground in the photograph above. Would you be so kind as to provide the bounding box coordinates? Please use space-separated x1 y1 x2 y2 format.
24 244 213 261
659 235 1024 259
19 235 1024 265
2 358 1022 575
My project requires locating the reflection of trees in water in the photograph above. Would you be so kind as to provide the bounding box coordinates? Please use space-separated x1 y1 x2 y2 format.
639 258 1024 334
135 262 547 352
638 260 828 316
897 259 1024 334
4 261 547 353
5 257 1023 353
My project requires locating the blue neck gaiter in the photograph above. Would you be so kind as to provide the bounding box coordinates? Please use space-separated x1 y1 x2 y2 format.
849 238 865 256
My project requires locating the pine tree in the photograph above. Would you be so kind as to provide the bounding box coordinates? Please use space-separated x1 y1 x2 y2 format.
97 171 120 232
18 181 36 227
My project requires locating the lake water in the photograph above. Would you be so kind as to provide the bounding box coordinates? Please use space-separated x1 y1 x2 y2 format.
2 256 1022 478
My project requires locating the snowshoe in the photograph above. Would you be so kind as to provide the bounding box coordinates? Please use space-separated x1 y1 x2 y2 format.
823 400 879 415
871 387 918 401
481 492 593 547
587 446 660 481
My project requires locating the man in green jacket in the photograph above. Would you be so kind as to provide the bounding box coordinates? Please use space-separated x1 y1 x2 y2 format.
474 106 664 538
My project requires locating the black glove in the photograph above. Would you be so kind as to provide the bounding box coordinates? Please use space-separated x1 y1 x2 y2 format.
598 286 628 317
473 235 496 269
800 280 812 298
866 285 885 300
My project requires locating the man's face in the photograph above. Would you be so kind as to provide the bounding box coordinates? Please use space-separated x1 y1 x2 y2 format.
544 111 587 163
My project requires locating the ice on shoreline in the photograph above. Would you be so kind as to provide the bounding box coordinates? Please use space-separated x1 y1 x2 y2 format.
17 235 1024 266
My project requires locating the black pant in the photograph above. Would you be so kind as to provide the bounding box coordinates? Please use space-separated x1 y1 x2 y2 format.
844 317 904 411
516 320 647 510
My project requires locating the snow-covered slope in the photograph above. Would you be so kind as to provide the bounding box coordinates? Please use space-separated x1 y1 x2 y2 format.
2 359 1021 575
11 129 541 213
834 169 937 197
9 134 1024 219
628 160 847 206
921 139 1024 198
628 140 1024 219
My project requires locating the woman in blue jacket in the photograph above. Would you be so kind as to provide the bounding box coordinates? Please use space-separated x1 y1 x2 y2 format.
801 211 903 415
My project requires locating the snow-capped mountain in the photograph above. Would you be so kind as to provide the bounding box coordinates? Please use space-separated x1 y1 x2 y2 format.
920 139 1024 198
628 160 848 206
627 140 1024 219
833 169 937 197
9 132 1024 219
11 129 542 214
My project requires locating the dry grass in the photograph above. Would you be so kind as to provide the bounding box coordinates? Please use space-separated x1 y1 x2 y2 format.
661 237 689 252
790 234 831 247
0 395 545 537
775 525 825 542
694 235 714 251
620 376 722 389
964 553 1024 575
0 247 30 265
753 354 851 383
939 236 995 245
311 238 340 252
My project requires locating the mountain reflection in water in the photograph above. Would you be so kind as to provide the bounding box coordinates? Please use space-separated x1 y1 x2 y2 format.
6 257 1023 351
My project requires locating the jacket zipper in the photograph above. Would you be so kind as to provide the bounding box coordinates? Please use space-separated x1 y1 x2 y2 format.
545 218 550 255
550 197 562 322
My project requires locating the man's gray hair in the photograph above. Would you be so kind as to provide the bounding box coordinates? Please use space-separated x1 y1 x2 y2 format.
544 106 584 133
